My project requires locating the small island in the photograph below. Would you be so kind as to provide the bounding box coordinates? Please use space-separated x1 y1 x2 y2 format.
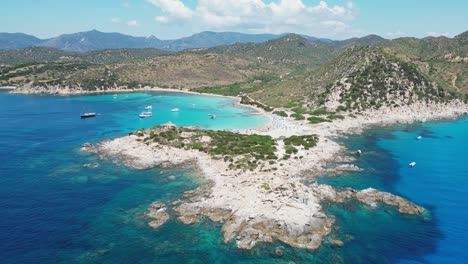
82 105 452 250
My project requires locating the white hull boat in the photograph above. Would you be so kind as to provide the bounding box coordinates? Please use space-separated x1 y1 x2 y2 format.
139 111 153 118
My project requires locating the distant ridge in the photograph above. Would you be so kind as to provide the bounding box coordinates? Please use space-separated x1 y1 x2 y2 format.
0 33 42 49
0 30 300 52
0 30 332 52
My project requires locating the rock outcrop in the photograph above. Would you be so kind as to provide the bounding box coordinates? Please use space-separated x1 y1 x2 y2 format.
312 184 425 214
86 123 429 251
146 202 170 229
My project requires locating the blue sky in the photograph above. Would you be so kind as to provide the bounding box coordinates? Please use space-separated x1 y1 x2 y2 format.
1 0 466 40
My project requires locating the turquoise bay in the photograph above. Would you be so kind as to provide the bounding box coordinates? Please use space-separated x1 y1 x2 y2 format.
0 90 467 263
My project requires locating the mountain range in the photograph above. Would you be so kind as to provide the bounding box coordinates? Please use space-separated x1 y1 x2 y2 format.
0 30 334 52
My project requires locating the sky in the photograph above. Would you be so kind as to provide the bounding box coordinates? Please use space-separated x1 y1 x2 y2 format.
0 0 467 40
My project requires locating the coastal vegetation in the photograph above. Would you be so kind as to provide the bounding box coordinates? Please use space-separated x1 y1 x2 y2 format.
132 124 319 171
307 116 330 124
1 31 466 114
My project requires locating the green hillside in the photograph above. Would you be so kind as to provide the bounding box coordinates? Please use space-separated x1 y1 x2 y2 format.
1 31 466 109
201 34 338 68
0 47 170 67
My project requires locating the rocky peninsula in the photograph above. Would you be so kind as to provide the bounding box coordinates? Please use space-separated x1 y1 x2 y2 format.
79 98 468 250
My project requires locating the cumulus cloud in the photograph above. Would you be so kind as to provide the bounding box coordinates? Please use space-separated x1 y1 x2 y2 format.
126 20 140 26
111 17 122 23
149 0 194 23
148 0 358 37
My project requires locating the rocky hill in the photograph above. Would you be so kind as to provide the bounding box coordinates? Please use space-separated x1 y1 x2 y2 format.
200 34 338 68
1 30 466 110
249 46 461 110
0 47 170 67
379 32 468 94
1 52 281 92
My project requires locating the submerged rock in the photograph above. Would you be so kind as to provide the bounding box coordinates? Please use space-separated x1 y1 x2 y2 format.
274 247 284 257
146 202 170 229
335 164 363 172
81 143 97 153
330 239 344 247
173 203 201 224
167 175 176 181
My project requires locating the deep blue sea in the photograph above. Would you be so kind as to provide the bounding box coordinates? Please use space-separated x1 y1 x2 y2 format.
0 90 466 263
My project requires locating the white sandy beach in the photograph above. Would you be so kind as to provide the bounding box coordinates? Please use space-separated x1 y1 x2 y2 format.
81 95 467 250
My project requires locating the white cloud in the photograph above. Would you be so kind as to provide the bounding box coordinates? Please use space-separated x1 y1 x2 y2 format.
111 17 122 23
126 20 140 26
426 31 452 37
149 0 193 23
148 0 358 37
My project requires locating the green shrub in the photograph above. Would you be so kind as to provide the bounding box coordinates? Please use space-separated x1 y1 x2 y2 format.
273 110 288 117
311 108 331 116
290 113 305 120
307 116 330 124
291 107 307 114
284 102 298 108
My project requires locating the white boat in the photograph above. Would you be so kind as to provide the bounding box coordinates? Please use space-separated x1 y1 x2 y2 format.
409 162 416 167
139 111 152 118
80 112 96 119
171 108 180 112
416 136 422 140
145 105 153 110
210 114 217 119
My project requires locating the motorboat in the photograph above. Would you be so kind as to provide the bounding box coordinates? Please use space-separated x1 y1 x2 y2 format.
139 111 153 118
80 113 96 119
416 136 422 140
409 162 416 167
171 108 180 112
145 105 153 110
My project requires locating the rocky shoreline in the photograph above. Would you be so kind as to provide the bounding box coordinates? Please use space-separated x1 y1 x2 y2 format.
80 90 467 251
81 116 434 250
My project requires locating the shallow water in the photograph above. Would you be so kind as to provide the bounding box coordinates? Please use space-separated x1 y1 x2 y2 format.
1 90 466 263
